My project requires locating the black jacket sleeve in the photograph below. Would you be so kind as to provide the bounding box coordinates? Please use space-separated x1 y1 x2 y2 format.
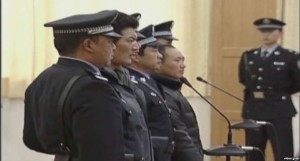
289 53 300 94
167 98 203 161
238 51 247 85
70 79 125 161
23 85 45 152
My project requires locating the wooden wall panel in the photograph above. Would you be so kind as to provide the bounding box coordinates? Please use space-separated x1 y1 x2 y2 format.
210 0 277 160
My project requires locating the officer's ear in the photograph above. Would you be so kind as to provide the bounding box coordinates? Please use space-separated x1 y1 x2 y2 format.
82 36 98 53
277 29 283 39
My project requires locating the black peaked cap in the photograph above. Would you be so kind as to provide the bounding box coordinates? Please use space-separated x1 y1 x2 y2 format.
138 25 159 47
154 20 178 40
130 13 141 21
44 10 122 38
130 12 145 38
253 17 286 29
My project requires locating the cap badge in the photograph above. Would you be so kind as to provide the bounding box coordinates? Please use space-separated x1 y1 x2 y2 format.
263 18 271 24
140 77 146 82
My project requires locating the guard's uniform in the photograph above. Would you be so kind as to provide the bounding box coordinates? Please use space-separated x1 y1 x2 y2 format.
23 10 126 161
239 46 300 119
127 67 175 161
24 58 125 161
101 67 152 161
238 46 300 160
127 25 175 161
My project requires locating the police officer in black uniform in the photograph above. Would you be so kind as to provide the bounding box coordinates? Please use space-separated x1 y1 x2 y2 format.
23 10 126 161
238 17 300 161
100 11 152 161
126 25 175 161
154 21 178 45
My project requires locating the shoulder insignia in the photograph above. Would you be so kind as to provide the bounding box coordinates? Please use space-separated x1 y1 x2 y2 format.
131 79 138 84
245 48 259 55
287 49 300 55
94 73 108 81
121 98 127 104
140 77 147 82
274 51 280 55
130 76 138 84
150 92 157 97
253 50 259 54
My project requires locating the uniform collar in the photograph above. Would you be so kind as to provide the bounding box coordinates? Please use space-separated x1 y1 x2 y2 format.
261 44 279 53
126 66 150 81
59 56 101 75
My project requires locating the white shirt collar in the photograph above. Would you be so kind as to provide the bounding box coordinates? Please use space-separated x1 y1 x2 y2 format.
127 66 150 79
261 44 279 53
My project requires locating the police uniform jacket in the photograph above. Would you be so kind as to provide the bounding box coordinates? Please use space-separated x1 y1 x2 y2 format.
23 57 125 161
126 67 175 161
152 74 204 161
238 46 300 120
101 67 152 161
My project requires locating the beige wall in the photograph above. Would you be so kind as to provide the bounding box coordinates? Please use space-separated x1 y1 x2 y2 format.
281 0 300 154
1 0 212 98
282 0 300 50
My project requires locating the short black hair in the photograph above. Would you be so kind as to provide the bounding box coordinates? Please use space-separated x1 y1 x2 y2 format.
138 44 160 56
54 35 98 56
112 12 139 36
158 44 174 62
54 36 83 56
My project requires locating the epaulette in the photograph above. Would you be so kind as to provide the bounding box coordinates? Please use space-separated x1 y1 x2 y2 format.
245 48 259 55
131 79 138 84
287 49 300 55
94 72 108 81
130 76 138 84
293 51 300 55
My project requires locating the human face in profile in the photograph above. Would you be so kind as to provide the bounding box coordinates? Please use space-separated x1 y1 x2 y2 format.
88 35 116 67
111 28 139 66
159 47 186 79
